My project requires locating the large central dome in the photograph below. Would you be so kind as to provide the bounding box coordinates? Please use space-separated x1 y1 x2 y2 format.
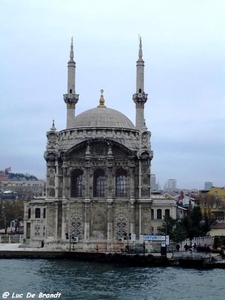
73 106 136 130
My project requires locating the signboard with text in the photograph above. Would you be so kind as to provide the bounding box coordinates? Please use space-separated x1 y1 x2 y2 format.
141 235 170 245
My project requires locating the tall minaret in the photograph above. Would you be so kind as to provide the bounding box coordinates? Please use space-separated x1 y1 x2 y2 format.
63 38 79 129
132 37 148 129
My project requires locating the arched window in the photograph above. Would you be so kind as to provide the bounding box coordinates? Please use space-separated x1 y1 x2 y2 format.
151 209 154 219
35 208 40 218
71 169 83 197
28 208 31 219
93 169 105 197
116 169 127 197
157 209 162 219
165 209 170 218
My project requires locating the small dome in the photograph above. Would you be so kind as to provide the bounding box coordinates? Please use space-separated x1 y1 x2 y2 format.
73 107 136 130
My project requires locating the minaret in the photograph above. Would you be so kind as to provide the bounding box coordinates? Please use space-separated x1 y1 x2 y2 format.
132 36 148 129
63 38 79 129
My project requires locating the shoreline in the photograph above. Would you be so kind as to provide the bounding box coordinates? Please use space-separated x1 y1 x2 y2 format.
0 244 225 269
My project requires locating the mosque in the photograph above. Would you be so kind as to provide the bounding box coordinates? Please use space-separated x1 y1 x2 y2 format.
23 38 154 251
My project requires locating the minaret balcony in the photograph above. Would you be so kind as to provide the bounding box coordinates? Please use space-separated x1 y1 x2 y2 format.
63 93 79 105
132 92 148 104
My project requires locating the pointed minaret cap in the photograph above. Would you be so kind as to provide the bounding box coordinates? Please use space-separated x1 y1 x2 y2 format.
138 35 143 61
98 89 106 108
69 37 74 61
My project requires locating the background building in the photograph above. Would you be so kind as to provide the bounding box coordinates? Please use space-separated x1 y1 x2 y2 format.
204 182 213 190
151 174 159 192
1 180 45 197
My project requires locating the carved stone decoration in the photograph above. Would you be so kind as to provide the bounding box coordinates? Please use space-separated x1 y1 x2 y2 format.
63 93 79 106
115 212 128 239
142 132 148 145
141 187 150 197
70 211 83 239
44 150 58 162
91 211 106 239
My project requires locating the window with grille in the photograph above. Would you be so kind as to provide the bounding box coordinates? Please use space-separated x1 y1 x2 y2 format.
35 208 40 218
157 209 162 219
93 169 105 197
165 209 170 217
116 168 127 197
71 169 83 197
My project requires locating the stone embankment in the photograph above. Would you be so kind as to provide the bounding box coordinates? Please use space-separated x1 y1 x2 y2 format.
0 244 225 269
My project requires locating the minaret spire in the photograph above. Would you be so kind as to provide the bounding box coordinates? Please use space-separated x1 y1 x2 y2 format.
138 35 143 60
70 37 74 61
132 36 148 129
63 38 79 129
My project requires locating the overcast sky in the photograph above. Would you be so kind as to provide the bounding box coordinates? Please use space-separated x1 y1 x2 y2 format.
1 0 224 190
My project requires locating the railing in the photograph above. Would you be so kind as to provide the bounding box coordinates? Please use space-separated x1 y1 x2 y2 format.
0 234 23 244
172 251 211 260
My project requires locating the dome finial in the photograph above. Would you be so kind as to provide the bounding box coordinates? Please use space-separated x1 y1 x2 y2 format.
98 89 106 108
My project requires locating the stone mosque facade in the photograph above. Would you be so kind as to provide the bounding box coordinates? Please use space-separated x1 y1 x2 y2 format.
23 38 154 251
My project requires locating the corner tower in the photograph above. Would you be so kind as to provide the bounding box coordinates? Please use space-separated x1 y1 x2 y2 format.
132 37 148 129
63 38 79 129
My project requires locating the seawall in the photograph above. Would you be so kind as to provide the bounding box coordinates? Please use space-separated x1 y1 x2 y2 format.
0 250 225 269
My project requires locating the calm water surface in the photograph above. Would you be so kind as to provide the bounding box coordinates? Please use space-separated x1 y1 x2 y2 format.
0 259 224 300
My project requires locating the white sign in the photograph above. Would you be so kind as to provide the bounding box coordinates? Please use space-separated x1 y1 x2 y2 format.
141 235 166 241
165 235 170 245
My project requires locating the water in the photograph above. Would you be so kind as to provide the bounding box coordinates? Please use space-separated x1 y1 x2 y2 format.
0 259 224 300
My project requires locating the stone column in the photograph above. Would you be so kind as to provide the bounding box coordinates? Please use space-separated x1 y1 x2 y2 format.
106 199 113 251
129 199 135 235
62 161 68 200
84 200 90 241
107 144 113 199
61 201 68 240
84 167 90 200
55 161 59 199
54 202 58 239
129 167 135 200
138 159 142 198
139 203 142 238
84 143 91 200
107 166 113 200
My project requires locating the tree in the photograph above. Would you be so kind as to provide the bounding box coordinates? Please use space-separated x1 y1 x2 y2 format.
171 222 187 243
158 215 176 236
199 193 224 224
181 206 210 239
158 205 212 243
0 199 24 233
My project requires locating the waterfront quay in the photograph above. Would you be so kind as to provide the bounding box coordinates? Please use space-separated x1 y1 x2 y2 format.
0 243 225 269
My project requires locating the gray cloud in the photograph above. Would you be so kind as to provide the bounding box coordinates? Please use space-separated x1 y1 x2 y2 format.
1 0 224 189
